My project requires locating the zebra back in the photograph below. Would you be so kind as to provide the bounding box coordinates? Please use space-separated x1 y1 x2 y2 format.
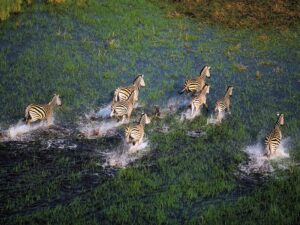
264 113 284 156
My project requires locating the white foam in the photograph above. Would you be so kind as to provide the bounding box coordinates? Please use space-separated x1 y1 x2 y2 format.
239 137 290 175
78 119 122 138
95 104 112 118
4 120 47 140
103 139 149 168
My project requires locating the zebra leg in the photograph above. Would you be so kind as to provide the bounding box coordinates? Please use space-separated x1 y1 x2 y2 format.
47 116 54 126
139 133 144 145
191 104 194 116
227 107 231 115
204 103 209 112
121 115 126 123
264 144 271 158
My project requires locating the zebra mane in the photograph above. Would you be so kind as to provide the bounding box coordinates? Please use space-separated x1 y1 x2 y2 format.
199 65 207 74
226 86 233 91
132 74 143 84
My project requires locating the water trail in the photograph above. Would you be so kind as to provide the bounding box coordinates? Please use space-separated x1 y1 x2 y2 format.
239 137 291 175
0 120 48 141
102 139 149 168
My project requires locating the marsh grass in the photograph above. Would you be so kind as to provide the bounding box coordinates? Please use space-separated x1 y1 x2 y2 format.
168 0 300 28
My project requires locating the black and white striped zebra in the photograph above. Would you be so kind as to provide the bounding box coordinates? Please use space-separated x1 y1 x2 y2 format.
214 86 233 114
264 113 284 157
110 91 136 122
114 74 145 102
125 113 151 145
179 65 211 95
24 94 62 126
191 84 210 116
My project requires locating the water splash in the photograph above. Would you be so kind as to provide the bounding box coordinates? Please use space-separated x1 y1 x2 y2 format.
0 120 48 141
239 137 291 175
207 111 225 125
167 96 190 112
102 139 149 168
180 108 201 121
78 119 122 138
95 104 112 119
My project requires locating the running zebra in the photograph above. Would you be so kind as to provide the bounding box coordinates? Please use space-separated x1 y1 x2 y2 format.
125 113 151 146
264 113 284 157
191 84 210 116
24 94 62 126
110 91 135 122
179 65 211 95
214 86 233 114
114 74 145 102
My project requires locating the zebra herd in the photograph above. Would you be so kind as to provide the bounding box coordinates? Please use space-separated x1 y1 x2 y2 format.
23 65 284 157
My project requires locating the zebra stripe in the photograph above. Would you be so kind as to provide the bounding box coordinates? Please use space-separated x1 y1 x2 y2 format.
114 74 145 102
125 113 150 145
214 86 233 113
264 113 284 156
179 65 211 95
25 94 62 125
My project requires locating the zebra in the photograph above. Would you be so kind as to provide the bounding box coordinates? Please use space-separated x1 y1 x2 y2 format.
179 65 211 95
264 113 284 157
114 74 145 102
110 91 136 122
24 94 62 126
125 113 151 146
214 86 233 114
191 84 210 116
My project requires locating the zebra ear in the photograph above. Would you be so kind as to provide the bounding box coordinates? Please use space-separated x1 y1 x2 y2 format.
276 112 280 117
208 66 211 70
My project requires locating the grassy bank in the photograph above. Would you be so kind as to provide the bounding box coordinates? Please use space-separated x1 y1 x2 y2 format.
167 0 300 27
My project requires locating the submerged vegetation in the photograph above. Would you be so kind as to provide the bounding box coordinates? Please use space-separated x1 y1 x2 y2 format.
0 0 299 224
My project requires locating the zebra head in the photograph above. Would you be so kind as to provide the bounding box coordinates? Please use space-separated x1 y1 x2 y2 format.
277 113 284 125
227 86 233 96
204 84 210 94
140 113 151 125
134 74 145 87
53 94 62 106
200 65 211 78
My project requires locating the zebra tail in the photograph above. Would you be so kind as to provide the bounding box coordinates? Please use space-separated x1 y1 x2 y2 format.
264 142 271 157
24 105 31 122
178 89 185 94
